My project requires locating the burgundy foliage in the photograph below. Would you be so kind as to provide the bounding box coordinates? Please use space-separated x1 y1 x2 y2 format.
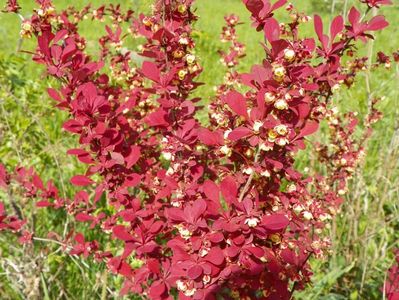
0 0 394 299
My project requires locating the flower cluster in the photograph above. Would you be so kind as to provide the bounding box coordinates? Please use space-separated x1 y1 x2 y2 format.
219 14 245 68
1 0 391 299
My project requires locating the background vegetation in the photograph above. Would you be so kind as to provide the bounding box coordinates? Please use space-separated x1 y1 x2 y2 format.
0 0 398 299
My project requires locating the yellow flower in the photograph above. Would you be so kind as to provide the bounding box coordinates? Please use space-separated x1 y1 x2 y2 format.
268 130 278 140
142 17 152 27
273 65 286 82
178 69 188 80
178 4 187 14
173 50 184 59
269 234 281 243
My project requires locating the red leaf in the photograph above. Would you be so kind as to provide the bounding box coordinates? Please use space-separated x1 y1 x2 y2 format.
113 225 133 241
188 265 203 280
53 29 68 43
118 260 133 277
198 128 223 146
271 0 287 11
367 15 389 31
145 109 169 127
244 0 263 15
189 199 207 221
67 149 93 164
126 146 141 168
74 233 85 244
330 15 344 41
203 180 220 202
348 7 360 26
32 174 44 190
62 119 82 134
141 61 160 83
221 176 237 204
110 152 125 165
0 164 7 189
264 17 280 43
94 184 104 203
75 213 93 222
224 91 248 119
247 246 265 258
205 247 225 265
293 121 319 141
228 126 252 141
209 232 224 243
36 201 52 207
149 282 167 297
166 208 185 222
262 214 289 231
123 174 141 188
47 88 62 102
0 202 5 215
70 175 93 187
314 15 324 43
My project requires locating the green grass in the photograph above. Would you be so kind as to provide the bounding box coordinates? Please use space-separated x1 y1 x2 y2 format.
1 0 399 299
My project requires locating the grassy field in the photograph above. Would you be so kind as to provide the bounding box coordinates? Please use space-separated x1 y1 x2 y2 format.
0 0 399 299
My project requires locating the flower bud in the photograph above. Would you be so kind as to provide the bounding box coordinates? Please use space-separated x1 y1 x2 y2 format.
253 121 263 133
179 37 189 45
142 17 152 27
276 138 288 146
185 54 196 64
178 4 187 14
269 234 281 244
176 280 188 292
177 226 192 240
245 148 254 158
274 124 288 136
220 145 232 157
46 6 55 15
203 275 211 284
264 92 276 103
260 143 273 151
243 167 254 175
331 83 340 93
274 99 289 110
184 289 196 297
261 170 271 177
178 69 188 80
37 8 45 16
287 184 296 193
268 130 278 141
293 204 303 214
223 129 232 140
303 211 313 220
284 49 296 62
173 50 185 58
162 152 173 161
273 65 286 82
245 217 259 227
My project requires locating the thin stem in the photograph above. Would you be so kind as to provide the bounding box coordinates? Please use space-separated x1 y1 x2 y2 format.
238 147 260 202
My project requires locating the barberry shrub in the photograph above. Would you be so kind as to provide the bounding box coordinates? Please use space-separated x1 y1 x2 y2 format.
0 0 394 299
